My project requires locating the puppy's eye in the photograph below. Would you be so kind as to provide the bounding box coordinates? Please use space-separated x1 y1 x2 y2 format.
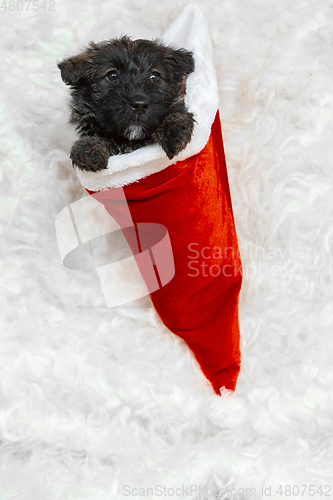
150 71 161 83
106 70 118 81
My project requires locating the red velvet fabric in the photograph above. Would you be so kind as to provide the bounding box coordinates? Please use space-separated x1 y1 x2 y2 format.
88 111 242 394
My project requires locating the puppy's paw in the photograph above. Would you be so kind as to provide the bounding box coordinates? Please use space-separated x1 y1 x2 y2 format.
155 111 195 160
70 137 113 172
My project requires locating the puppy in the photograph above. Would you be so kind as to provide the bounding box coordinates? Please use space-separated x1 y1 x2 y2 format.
58 36 195 172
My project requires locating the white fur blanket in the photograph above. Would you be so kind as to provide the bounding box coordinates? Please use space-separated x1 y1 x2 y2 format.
1 0 332 498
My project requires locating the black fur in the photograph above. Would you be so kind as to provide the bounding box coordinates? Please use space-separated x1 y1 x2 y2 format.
58 36 195 171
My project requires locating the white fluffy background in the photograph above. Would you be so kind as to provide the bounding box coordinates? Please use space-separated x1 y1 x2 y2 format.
1 0 333 498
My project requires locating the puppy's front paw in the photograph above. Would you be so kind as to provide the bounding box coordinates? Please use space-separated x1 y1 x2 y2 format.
70 137 112 172
155 111 195 160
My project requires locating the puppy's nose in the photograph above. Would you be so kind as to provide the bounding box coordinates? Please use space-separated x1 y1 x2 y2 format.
130 96 149 115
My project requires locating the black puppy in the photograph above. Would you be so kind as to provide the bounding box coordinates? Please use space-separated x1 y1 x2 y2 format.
58 36 195 172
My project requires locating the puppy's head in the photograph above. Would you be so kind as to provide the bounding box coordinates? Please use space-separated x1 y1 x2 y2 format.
58 36 194 141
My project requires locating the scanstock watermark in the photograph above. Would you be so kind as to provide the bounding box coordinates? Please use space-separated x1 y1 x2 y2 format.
55 192 175 308
122 483 331 498
122 484 257 498
55 193 316 308
187 242 316 280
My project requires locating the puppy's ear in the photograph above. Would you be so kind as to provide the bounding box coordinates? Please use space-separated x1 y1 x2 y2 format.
167 48 195 78
57 44 95 86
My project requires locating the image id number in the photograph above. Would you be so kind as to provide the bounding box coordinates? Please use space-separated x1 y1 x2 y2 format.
1 0 55 11
276 485 331 497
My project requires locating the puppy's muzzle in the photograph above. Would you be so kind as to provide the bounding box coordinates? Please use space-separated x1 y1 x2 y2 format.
130 95 149 116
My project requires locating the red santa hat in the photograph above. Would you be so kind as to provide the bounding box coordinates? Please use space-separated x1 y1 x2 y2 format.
57 5 243 395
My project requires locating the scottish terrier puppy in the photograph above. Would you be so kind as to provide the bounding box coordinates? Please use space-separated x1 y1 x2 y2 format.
58 36 195 172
